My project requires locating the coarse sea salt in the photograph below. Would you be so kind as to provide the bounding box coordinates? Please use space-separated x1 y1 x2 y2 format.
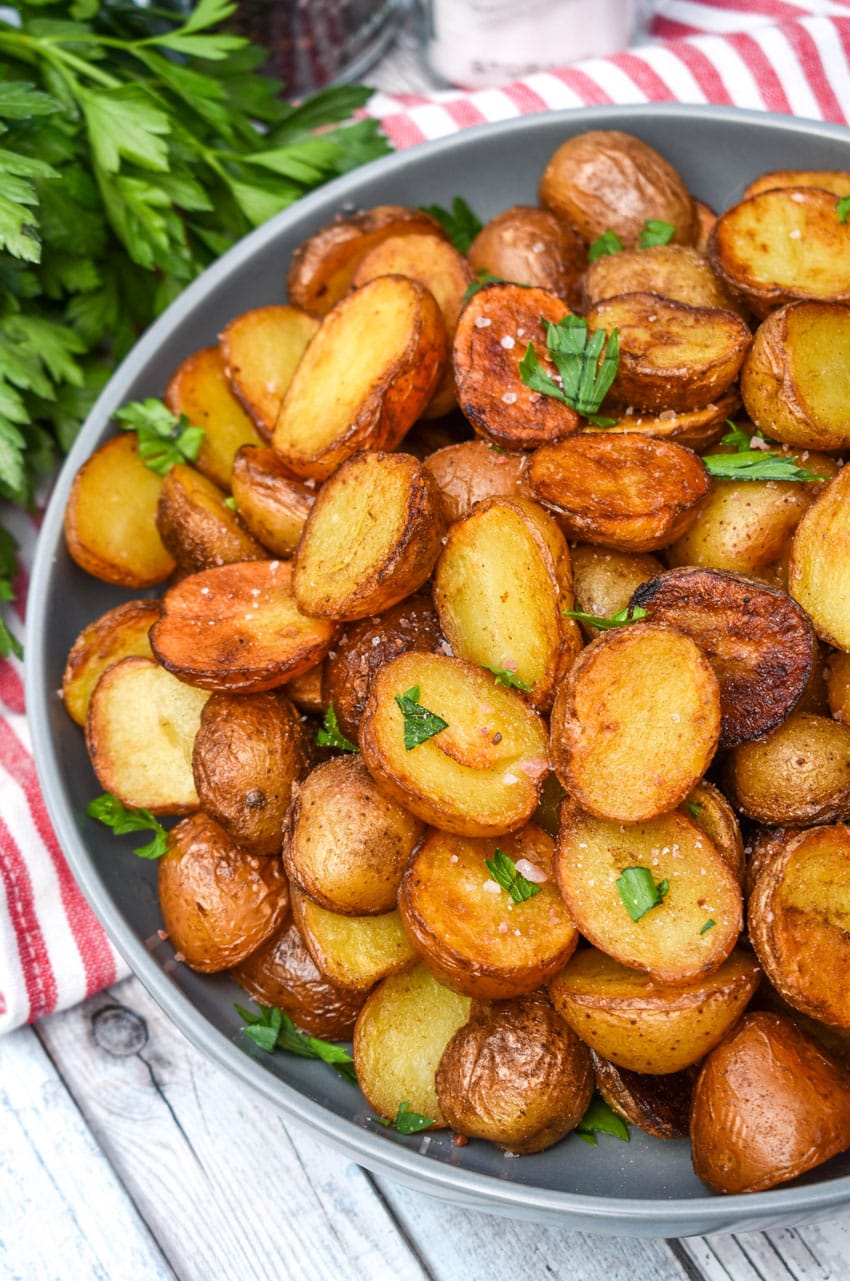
475 316 492 328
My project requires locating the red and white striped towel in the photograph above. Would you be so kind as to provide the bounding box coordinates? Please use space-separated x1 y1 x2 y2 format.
2 0 849 1034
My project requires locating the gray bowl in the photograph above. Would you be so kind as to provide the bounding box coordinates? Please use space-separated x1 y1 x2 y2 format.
27 103 850 1237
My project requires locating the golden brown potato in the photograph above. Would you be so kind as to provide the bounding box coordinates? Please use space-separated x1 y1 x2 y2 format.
359 652 550 838
273 275 447 481
284 662 326 717
549 947 760 1074
323 594 442 744
286 204 445 316
192 690 308 856
550 623 721 824
539 130 698 248
165 345 264 489
582 244 747 317
398 825 578 999
683 780 745 886
229 445 315 558
748 823 850 1028
568 544 664 637
789 461 850 651
290 886 415 991
282 755 424 915
826 650 850 724
745 826 790 902
155 463 267 571
293 451 446 621
64 434 176 587
435 993 594 1153
453 283 579 450
693 199 717 254
86 656 208 814
631 567 815 747
690 1011 850 1194
741 171 850 201
741 301 850 450
63 599 160 727
468 205 586 308
220 305 319 439
424 439 530 524
353 965 472 1127
528 434 709 553
590 1051 693 1140
158 812 288 972
150 560 336 693
709 187 850 316
585 389 739 453
230 916 367 1039
725 711 850 827
585 293 751 413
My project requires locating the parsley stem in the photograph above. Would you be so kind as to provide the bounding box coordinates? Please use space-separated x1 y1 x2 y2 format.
17 35 121 88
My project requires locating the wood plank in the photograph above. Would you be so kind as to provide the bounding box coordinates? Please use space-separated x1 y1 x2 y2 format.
35 976 430 1281
0 1026 175 1281
682 1224 848 1281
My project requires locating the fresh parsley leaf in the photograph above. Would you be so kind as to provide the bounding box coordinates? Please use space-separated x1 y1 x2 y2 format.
562 604 647 630
316 704 358 753
235 1002 282 1052
700 918 716 935
837 196 850 225
115 397 204 474
617 866 669 923
639 219 676 248
703 451 824 483
575 1094 630 1145
719 419 759 451
519 315 619 426
488 443 507 454
235 1002 357 1082
0 526 22 660
485 847 541 904
588 229 623 262
86 793 169 859
394 686 448 751
419 196 483 254
687 801 703 819
485 664 531 692
376 1101 435 1135
462 271 506 304
223 495 237 512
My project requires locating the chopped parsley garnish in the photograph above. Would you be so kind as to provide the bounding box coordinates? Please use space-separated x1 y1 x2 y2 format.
115 398 204 476
639 219 676 248
223 496 238 512
837 196 850 225
86 793 169 860
0 526 22 660
617 866 669 923
588 229 623 262
485 664 531 692
463 270 513 304
518 313 619 427
235 1002 357 1083
419 196 483 254
485 847 541 904
376 1101 435 1135
489 443 508 454
394 686 449 750
316 703 358 753
575 1094 630 1145
686 801 703 819
703 451 824 483
562 604 647 630
700 919 716 935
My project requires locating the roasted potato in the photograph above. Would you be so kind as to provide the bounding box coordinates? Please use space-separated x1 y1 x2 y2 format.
585 388 740 452
741 170 850 200
229 445 315 558
62 599 160 727
290 886 416 991
789 460 850 650
424 439 530 524
725 711 850 827
164 345 264 488
826 650 850 724
590 1051 693 1140
220 305 319 439
582 244 747 317
568 544 664 637
468 205 586 308
683 780 745 886
155 463 267 571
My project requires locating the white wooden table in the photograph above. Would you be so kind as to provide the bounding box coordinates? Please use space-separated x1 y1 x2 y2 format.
6 15 850 1281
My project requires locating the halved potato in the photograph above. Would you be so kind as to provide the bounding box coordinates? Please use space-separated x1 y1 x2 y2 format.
63 599 160 727
683 780 745 885
273 275 447 480
590 1052 693 1139
741 171 850 200
582 387 740 453
165 345 264 489
549 947 759 1073
468 205 586 308
789 461 850 651
156 463 267 571
555 800 743 984
424 439 529 524
826 650 850 724
550 623 721 824
724 711 850 827
229 445 315 558
398 825 578 999
86 655 208 814
582 244 747 317
293 451 446 621
568 544 663 638
290 886 416 991
220 305 319 438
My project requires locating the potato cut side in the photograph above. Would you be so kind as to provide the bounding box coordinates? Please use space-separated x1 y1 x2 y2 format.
726 711 850 827
86 656 208 813
293 451 446 620
360 652 550 838
286 204 445 316
64 434 176 587
156 463 268 571
741 170 850 200
424 440 530 524
273 275 447 480
529 434 709 553
789 462 850 650
569 544 664 638
158 813 288 973
827 651 850 724
631 567 815 748
150 560 335 692
554 800 743 984
220 305 319 439
749 824 850 1028
549 947 759 1074
582 244 747 317
590 1052 693 1140
683 780 745 885
398 825 578 999
453 283 579 449
353 965 472 1126
282 755 424 916
709 188 850 315
231 917 367 1040
586 293 751 414
582 387 740 453
230 445 315 558
550 623 721 823
291 887 416 991
165 345 264 489
468 205 586 310
63 599 160 727
433 496 572 712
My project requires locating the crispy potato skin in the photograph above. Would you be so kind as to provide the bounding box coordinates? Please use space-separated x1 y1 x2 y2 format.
230 916 367 1038
164 345 264 488
725 712 850 827
583 244 747 317
569 544 664 638
468 206 586 309
435 994 594 1153
684 780 745 885
62 599 160 727
590 1051 693 1140
156 464 268 571
158 813 289 972
742 170 850 200
584 387 740 453
691 1011 850 1194
424 440 530 525
230 445 315 558
539 130 698 248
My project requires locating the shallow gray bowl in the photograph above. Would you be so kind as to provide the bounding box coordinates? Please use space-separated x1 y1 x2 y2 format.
27 103 850 1237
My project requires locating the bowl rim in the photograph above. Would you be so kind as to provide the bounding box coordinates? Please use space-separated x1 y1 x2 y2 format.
26 100 850 1231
